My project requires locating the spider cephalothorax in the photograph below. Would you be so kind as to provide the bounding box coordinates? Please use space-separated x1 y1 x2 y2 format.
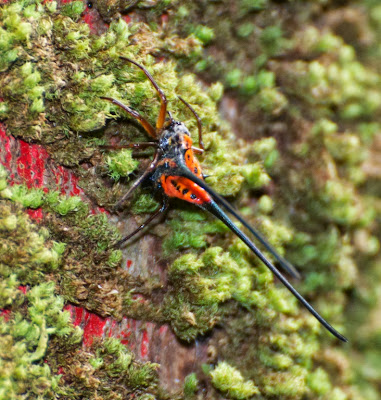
150 120 208 205
101 57 347 342
158 121 192 153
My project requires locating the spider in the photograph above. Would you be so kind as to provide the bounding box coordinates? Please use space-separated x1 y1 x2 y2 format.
101 57 347 342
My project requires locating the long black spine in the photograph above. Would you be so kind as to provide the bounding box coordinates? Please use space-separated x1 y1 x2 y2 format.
207 189 301 279
205 200 347 342
176 166 347 342
177 168 301 279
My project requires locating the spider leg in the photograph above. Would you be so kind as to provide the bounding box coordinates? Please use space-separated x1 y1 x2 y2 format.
114 197 169 248
192 146 204 154
120 57 168 131
101 97 157 139
178 96 204 152
114 150 161 210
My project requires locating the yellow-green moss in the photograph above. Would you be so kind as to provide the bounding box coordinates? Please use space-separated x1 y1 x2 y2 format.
184 372 198 397
210 361 259 399
0 163 164 399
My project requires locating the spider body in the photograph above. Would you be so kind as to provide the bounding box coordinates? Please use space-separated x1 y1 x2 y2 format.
150 121 210 206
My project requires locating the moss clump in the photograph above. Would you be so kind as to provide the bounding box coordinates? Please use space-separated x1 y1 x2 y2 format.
131 193 160 214
161 209 227 255
0 164 164 399
307 367 332 395
0 193 65 287
0 282 81 400
61 0 85 20
210 361 259 399
51 336 160 399
193 25 215 44
262 366 306 397
1 184 45 209
84 338 159 396
162 241 298 341
0 165 81 398
45 192 83 216
107 149 139 181
184 372 198 397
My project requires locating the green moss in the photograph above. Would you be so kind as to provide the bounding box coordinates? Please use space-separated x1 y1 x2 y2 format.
47 194 83 216
184 372 198 397
257 195 273 214
318 180 372 226
210 361 259 399
107 149 139 181
257 87 288 115
263 367 306 397
240 163 270 189
0 164 164 399
162 209 227 255
325 133 364 164
2 0 381 398
131 194 160 214
162 239 296 341
193 25 215 44
226 69 243 88
61 1 85 20
237 23 255 38
291 34 381 120
260 25 288 55
239 0 268 14
93 338 158 386
2 185 45 209
307 367 332 395
258 347 293 370
0 168 81 399
330 388 349 400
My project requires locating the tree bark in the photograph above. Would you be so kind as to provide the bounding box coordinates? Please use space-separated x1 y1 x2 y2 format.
1 1 381 399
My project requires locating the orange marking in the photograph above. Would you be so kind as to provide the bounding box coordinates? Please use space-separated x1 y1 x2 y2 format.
184 149 203 179
159 138 208 204
183 135 192 148
161 175 211 205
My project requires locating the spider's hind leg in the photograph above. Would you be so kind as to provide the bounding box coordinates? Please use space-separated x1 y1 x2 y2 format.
114 197 169 248
113 150 161 210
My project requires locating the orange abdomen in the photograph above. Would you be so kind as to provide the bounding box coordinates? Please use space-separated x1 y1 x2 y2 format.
161 175 211 205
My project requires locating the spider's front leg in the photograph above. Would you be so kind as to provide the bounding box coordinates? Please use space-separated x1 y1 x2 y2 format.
120 57 168 131
101 97 157 138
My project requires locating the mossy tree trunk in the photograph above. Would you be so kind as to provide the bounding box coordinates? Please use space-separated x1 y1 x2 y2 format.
1 1 381 399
